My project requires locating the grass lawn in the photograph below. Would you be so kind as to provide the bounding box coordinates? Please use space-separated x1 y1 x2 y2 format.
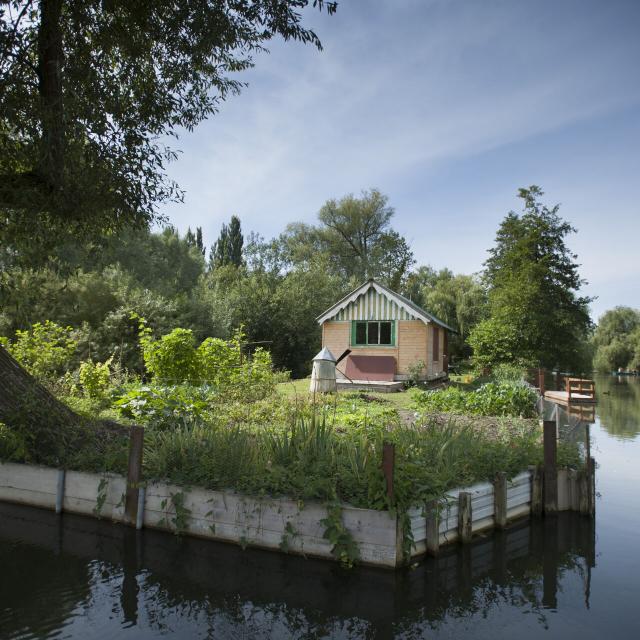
277 377 416 411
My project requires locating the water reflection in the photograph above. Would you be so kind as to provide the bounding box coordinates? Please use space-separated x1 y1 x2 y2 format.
595 375 640 439
0 503 596 639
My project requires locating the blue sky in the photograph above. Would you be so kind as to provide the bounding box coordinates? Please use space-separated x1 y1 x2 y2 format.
160 0 640 321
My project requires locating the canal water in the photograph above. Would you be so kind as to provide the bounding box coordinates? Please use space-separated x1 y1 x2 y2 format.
1 375 638 639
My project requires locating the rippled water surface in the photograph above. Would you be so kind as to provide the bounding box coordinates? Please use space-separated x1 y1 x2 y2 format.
1 375 639 639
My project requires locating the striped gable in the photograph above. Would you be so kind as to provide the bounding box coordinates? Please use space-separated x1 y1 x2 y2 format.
316 279 455 331
331 285 417 321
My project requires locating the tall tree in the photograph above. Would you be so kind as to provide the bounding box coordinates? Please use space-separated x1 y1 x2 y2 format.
226 215 244 267
185 227 196 248
402 267 486 360
281 189 415 287
195 227 205 256
318 189 412 283
210 215 243 269
0 1 337 245
592 307 640 372
469 186 592 370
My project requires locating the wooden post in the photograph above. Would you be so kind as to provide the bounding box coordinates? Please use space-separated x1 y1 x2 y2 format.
531 465 543 516
458 492 472 544
382 442 395 504
425 499 440 556
543 420 557 513
538 368 545 394
493 472 507 528
124 426 144 526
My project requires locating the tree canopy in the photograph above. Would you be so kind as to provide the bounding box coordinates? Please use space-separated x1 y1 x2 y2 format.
592 307 640 372
469 186 592 371
210 215 244 269
0 0 336 244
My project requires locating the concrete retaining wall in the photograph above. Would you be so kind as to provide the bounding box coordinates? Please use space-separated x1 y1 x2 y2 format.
0 461 582 568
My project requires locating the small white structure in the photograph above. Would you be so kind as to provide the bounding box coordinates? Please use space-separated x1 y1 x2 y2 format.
310 347 337 393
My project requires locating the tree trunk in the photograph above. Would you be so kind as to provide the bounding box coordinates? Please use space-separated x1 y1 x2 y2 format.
0 345 76 426
38 0 65 189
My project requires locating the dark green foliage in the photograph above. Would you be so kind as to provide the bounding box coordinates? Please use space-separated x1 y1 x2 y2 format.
469 186 592 370
592 307 640 371
411 381 538 418
0 0 336 244
210 216 244 269
290 188 416 287
402 267 486 361
196 227 205 256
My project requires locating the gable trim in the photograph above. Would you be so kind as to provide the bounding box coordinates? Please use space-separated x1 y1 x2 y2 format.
316 279 455 331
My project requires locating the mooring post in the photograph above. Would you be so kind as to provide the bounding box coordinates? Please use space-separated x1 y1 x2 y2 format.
55 469 66 515
124 425 144 526
382 442 395 504
458 492 472 543
425 499 440 556
543 420 558 513
493 472 507 528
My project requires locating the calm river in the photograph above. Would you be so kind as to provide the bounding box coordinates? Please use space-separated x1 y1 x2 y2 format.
1 375 639 639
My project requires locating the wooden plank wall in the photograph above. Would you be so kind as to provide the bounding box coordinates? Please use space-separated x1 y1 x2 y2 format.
0 462 592 568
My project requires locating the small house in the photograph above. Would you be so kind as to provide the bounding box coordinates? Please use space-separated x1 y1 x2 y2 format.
316 279 454 382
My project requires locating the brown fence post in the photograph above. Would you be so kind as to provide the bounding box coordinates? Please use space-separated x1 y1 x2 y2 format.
543 420 557 513
458 492 472 543
425 499 440 556
538 368 545 394
382 442 395 504
494 472 507 528
124 425 144 526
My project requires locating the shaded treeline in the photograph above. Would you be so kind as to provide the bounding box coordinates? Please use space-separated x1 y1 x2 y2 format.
1 190 484 377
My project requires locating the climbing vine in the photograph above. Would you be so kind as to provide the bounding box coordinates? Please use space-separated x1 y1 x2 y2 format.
159 490 192 535
321 500 360 568
93 477 108 517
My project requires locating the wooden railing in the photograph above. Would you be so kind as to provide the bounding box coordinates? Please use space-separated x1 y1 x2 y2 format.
567 378 595 401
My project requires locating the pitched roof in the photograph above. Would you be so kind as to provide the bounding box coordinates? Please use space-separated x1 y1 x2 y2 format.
316 279 456 331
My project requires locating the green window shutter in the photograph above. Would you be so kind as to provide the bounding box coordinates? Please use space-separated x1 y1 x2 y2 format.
351 321 356 346
391 321 396 346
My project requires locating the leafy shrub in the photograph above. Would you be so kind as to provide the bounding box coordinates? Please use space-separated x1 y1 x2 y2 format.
491 363 526 383
404 359 426 388
115 385 212 429
78 357 113 399
1 321 77 380
141 327 200 383
412 381 537 418
137 319 277 401
141 397 560 514
0 422 29 461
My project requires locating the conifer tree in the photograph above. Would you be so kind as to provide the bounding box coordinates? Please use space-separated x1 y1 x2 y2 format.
469 186 592 370
210 216 243 269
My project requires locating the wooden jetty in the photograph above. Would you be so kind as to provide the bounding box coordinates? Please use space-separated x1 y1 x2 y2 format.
544 378 596 406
